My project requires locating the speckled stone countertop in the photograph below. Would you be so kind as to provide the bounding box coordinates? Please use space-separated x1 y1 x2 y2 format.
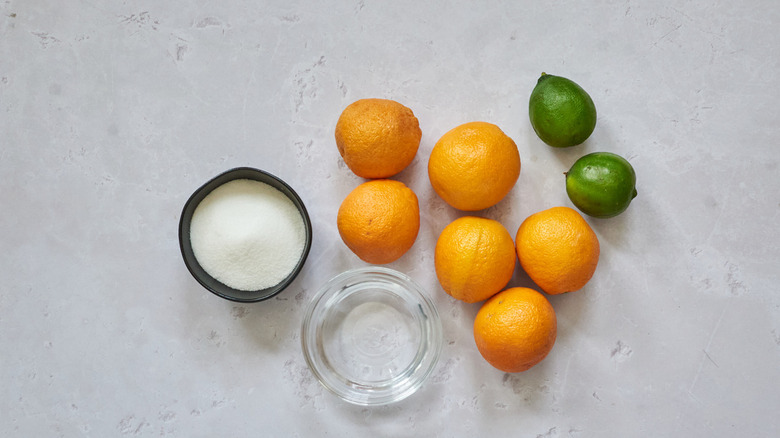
2 1 779 436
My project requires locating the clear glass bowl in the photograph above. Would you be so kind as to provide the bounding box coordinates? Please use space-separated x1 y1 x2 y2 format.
301 267 442 406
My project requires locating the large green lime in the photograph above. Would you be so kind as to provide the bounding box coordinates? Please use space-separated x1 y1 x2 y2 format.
529 73 597 148
565 152 637 218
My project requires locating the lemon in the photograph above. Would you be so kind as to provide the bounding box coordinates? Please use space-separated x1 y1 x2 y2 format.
565 152 637 218
529 73 597 148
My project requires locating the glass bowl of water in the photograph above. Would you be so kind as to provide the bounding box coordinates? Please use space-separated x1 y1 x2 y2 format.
301 267 442 406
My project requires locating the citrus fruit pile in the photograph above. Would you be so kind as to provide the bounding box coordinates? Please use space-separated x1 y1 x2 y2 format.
334 99 422 264
332 76 638 373
528 73 638 217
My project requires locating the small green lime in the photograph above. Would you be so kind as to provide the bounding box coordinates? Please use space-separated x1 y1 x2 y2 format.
529 73 597 148
565 152 637 218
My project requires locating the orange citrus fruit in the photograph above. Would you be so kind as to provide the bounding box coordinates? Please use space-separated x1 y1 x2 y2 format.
427 122 520 211
473 287 557 373
335 98 422 179
337 179 420 264
515 206 599 294
434 217 516 303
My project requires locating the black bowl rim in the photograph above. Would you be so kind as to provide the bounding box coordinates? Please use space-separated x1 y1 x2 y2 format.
178 167 313 303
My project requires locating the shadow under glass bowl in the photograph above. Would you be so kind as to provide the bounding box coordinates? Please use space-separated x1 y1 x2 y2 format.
301 267 443 406
178 167 313 303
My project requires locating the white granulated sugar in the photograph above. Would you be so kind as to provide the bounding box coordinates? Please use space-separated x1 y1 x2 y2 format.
189 179 306 291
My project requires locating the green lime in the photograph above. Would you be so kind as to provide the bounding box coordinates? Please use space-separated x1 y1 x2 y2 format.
529 73 597 148
565 152 637 218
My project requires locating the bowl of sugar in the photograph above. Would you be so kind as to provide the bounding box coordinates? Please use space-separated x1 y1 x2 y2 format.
179 167 313 302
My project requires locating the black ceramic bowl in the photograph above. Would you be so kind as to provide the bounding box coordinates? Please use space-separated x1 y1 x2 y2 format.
178 167 313 302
